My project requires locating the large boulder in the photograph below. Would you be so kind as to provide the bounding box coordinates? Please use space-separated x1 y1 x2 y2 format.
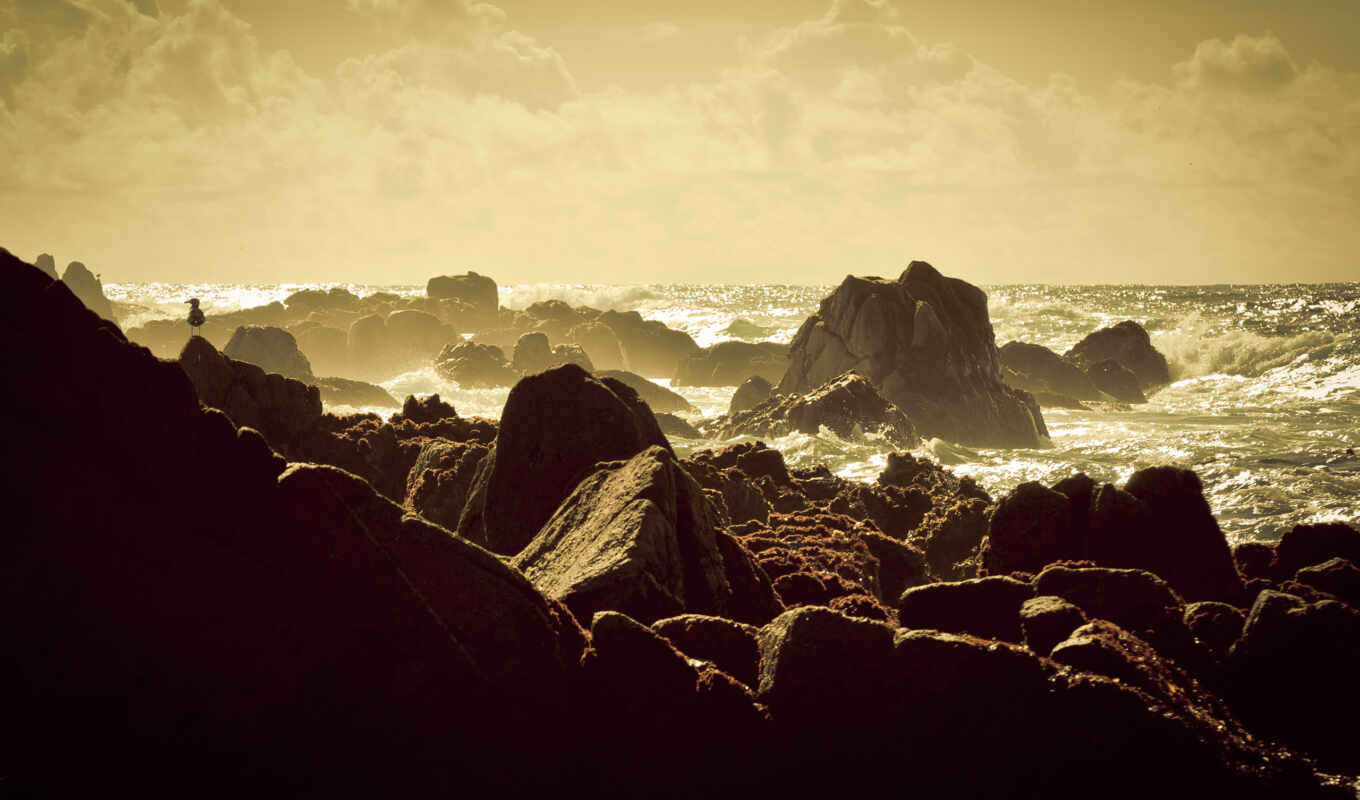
596 369 693 413
292 324 348 376
1064 320 1171 392
223 325 315 381
981 480 1079 575
512 446 730 625
729 375 773 414
1086 358 1146 403
434 341 519 387
457 364 671 555
565 320 625 371
60 260 115 321
673 340 789 387
425 271 498 316
778 262 1046 448
179 336 323 450
896 575 1034 643
713 371 918 449
599 310 700 378
511 332 594 375
1275 521 1360 575
999 341 1103 401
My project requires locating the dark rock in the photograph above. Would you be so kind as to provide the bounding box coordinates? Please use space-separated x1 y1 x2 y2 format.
1183 601 1245 659
713 531 785 626
653 614 761 687
655 412 701 439
1294 557 1360 608
1230 590 1360 770
426 271 498 315
729 375 773 414
394 393 458 424
34 252 57 279
673 340 789 387
1276 521 1360 575
511 331 594 375
772 572 830 607
999 340 1103 400
433 341 519 387
1121 466 1245 604
512 446 730 625
859 530 929 603
982 480 1079 575
756 606 895 711
897 575 1033 643
404 440 490 530
60 260 115 321
223 325 315 380
778 262 1046 447
1085 358 1146 403
1064 320 1171 392
596 369 693 413
1233 541 1280 582
1035 565 1184 633
179 335 323 450
599 309 700 378
713 371 918 449
1020 595 1088 655
459 364 670 555
565 321 625 371
312 376 399 408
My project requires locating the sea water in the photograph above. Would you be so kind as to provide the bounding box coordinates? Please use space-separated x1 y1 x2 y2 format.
105 280 1360 544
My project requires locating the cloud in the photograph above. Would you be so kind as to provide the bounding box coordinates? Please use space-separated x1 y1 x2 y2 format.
0 0 1356 284
638 22 679 43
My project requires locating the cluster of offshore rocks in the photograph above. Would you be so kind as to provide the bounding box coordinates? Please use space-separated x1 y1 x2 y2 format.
5 248 1358 797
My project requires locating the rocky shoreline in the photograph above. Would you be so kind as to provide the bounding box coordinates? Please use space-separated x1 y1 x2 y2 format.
3 247 1358 797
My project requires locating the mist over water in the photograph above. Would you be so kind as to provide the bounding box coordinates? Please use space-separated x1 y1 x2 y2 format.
108 280 1360 544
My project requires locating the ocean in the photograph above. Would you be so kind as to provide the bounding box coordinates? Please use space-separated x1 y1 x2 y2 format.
106 280 1360 545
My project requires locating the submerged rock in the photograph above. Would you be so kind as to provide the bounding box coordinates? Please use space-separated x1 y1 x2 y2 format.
778 262 1046 448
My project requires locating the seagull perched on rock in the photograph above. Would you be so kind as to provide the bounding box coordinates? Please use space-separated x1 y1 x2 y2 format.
186 298 205 337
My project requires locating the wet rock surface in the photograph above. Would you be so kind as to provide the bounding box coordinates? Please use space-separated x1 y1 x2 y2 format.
778 261 1047 447
708 371 918 449
1064 320 1172 392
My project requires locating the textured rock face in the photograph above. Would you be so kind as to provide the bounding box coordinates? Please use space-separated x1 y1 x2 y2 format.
180 336 324 448
60 260 115 321
729 375 773 414
434 341 519 387
1086 358 1146 403
600 309 700 378
712 371 918 449
672 340 789 387
1064 320 1171 392
425 271 498 315
223 325 315 380
999 341 1103 401
779 262 1046 448
457 364 671 555
512 446 731 625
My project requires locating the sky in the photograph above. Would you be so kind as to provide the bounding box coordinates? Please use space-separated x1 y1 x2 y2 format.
0 0 1357 285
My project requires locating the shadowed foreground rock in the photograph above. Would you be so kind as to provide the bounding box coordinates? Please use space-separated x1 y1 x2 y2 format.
778 262 1046 447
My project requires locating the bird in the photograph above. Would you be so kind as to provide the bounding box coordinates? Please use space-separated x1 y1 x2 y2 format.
186 298 205 337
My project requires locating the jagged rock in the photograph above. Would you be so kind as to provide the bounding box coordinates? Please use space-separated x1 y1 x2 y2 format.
897 575 1033 643
999 341 1103 400
565 320 625 371
778 262 1046 448
1086 358 1146 403
513 446 729 625
712 371 918 449
60 260 115 321
729 375 773 414
312 376 399 408
179 336 323 450
673 340 789 387
434 341 519 387
1020 595 1088 655
1064 320 1171 392
653 614 761 688
223 325 315 380
405 440 491 530
655 412 701 439
1230 590 1360 771
1294 557 1360 608
394 393 458 424
1183 601 1245 659
426 271 498 316
34 252 57 279
599 309 700 378
859 530 929 603
458 364 671 555
596 369 693 413
1275 521 1360 575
